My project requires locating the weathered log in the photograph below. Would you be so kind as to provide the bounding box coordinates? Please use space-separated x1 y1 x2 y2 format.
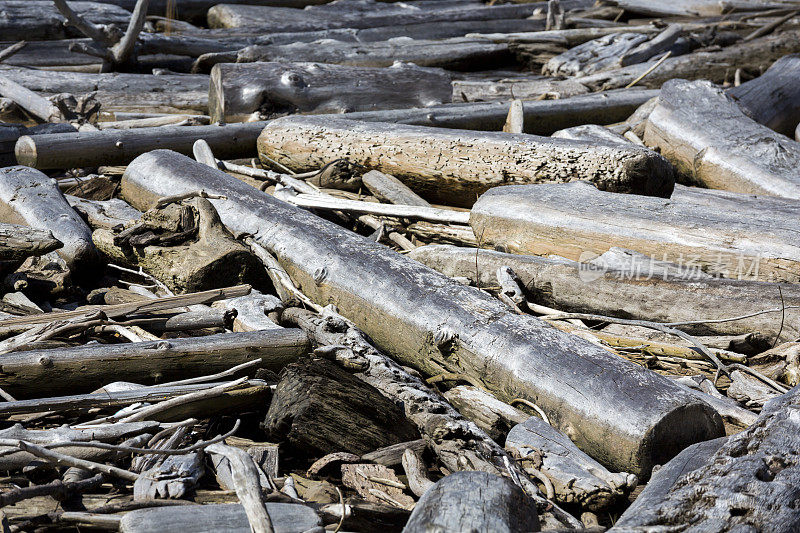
506 417 637 510
729 53 800 137
408 243 800 341
263 357 420 456
133 308 236 334
0 224 62 262
0 166 98 271
0 1 132 41
362 170 431 208
67 196 142 230
121 150 724 477
608 0 787 17
451 76 589 103
209 61 452 122
118 503 322 533
613 385 800 532
235 38 513 71
0 328 309 398
134 452 204 500
543 32 652 76
644 79 800 197
552 123 631 145
443 385 527 442
211 290 282 332
470 181 800 283
403 471 540 532
257 115 675 207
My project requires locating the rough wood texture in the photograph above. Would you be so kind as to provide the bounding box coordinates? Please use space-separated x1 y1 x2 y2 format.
452 76 589 103
209 61 452 122
236 38 512 71
443 385 527 442
0 224 62 261
134 452 204 500
122 151 724 477
614 386 800 532
0 328 309 398
403 471 540 533
362 170 431 207
470 181 800 283
730 54 800 137
608 0 786 17
543 32 651 76
507 417 637 511
0 166 98 272
0 1 132 41
119 502 322 533
263 357 420 456
409 242 800 342
257 115 675 207
644 79 800 198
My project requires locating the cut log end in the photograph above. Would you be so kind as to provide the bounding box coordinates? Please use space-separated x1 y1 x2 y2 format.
13 136 36 167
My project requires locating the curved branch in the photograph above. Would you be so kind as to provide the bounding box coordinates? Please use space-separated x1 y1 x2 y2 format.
110 0 150 64
53 0 116 46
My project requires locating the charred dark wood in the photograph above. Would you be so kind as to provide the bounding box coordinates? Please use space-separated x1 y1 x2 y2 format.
403 471 540 532
470 182 800 283
263 357 420 456
0 328 309 398
121 151 724 477
209 62 452 122
257 115 675 207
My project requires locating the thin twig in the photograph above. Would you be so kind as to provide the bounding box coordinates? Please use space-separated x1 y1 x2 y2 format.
624 50 672 88
510 398 551 425
14 441 139 481
0 41 27 63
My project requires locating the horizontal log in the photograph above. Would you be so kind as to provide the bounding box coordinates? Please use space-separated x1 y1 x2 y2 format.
0 328 309 398
209 62 452 122
0 224 62 261
121 150 723 477
470 181 800 283
608 0 786 17
451 77 589 103
644 79 800 198
0 1 131 41
257 115 675 207
408 242 800 341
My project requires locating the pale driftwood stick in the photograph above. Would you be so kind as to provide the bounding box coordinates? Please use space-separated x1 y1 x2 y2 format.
743 9 798 41
110 0 149 64
362 170 430 208
401 448 434 497
120 378 249 422
206 443 275 533
0 41 27 63
0 75 63 122
15 440 139 481
502 100 524 134
192 139 217 168
52 0 117 46
0 473 104 507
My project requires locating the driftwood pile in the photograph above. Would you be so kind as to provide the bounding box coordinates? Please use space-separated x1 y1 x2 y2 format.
1 0 800 531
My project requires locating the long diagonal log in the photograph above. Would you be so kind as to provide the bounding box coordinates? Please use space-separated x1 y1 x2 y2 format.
469 182 800 283
256 116 675 207
644 79 800 197
120 150 723 477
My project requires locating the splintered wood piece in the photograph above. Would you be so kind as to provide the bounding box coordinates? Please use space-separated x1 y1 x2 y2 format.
134 452 204 500
122 150 724 478
209 62 451 122
644 79 800 198
257 115 675 207
470 182 800 283
341 463 414 510
443 385 528 442
403 471 540 532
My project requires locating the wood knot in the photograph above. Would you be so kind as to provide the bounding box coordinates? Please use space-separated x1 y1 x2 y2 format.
313 266 328 285
38 356 53 368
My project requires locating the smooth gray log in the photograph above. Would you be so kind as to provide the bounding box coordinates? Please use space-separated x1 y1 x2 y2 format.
0 166 97 271
470 181 800 283
644 79 800 198
408 242 800 342
119 502 323 533
0 1 132 41
257 115 675 207
613 386 800 531
209 62 452 122
402 471 540 533
0 328 310 398
121 150 723 477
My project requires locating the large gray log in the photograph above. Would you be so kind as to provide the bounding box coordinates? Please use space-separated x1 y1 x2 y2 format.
470 181 800 283
0 166 97 271
209 62 452 122
644 79 800 198
236 38 513 71
0 1 132 41
506 417 637 511
613 386 800 532
402 471 540 533
119 502 322 533
728 53 800 137
0 328 309 398
256 115 675 207
408 241 800 342
121 150 723 477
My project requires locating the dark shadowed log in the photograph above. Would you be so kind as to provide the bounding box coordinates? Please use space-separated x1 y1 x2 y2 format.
0 1 132 41
0 166 98 272
470 181 800 283
403 471 540 533
728 53 800 137
644 79 800 197
118 503 322 533
0 328 309 398
613 386 800 532
256 115 675 207
408 241 800 342
236 38 513 71
121 150 723 477
506 417 637 510
263 357 420 456
209 62 452 122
